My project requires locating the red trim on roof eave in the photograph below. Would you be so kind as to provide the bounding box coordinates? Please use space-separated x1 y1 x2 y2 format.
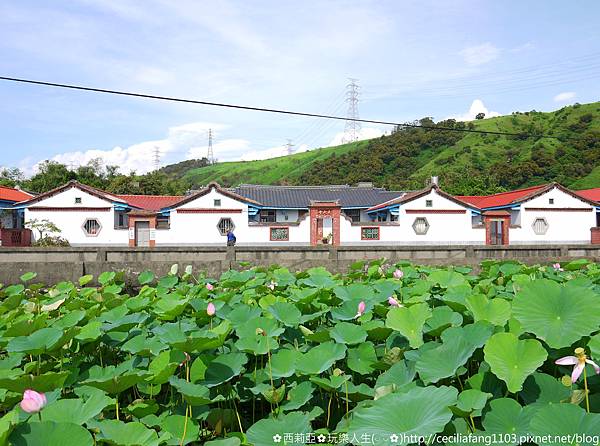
28 207 112 212
176 208 243 214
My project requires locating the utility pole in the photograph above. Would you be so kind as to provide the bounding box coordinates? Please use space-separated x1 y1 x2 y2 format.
285 139 294 156
342 78 361 143
207 128 215 164
153 146 161 171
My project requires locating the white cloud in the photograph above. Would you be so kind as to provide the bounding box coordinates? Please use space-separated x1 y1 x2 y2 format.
449 99 501 121
554 91 576 102
327 127 385 147
459 43 500 66
30 121 225 175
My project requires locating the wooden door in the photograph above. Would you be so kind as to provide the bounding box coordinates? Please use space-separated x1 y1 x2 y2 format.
489 220 504 245
135 221 150 247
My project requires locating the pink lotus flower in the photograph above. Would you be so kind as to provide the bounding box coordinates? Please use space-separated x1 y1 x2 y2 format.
555 347 600 382
268 281 277 290
206 302 216 316
20 389 46 413
388 296 401 307
393 269 404 279
206 283 214 291
355 301 366 318
552 263 564 272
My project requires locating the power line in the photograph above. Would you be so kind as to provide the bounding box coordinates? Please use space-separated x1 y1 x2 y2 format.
342 78 361 143
0 75 564 140
207 128 215 164
285 139 294 155
153 149 160 170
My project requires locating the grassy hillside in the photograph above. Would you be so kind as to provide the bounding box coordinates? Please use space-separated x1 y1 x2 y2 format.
164 139 369 187
163 101 600 194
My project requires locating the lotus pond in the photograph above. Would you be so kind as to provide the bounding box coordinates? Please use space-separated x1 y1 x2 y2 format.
2 259 600 445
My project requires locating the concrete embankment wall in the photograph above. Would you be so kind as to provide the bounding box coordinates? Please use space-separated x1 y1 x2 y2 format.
1 245 599 285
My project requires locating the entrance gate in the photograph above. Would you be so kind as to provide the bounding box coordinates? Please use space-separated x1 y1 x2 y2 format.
309 201 341 246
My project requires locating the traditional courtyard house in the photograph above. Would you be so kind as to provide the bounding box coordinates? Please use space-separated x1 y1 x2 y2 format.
229 183 403 245
17 181 135 246
366 183 485 244
0 186 34 246
459 183 598 244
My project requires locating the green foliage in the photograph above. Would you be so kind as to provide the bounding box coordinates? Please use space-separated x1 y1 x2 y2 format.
1 260 600 444
156 101 600 194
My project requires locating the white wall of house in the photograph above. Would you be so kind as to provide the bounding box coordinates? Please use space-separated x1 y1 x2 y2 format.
509 187 595 244
23 187 128 245
397 190 485 244
341 190 485 245
161 189 312 245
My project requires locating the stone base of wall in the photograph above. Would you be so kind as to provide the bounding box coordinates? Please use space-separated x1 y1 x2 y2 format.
1 244 599 285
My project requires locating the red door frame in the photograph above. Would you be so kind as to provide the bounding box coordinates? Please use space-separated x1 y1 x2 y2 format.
309 201 341 246
483 210 510 245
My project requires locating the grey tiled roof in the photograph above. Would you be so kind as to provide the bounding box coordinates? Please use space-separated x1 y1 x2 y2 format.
229 184 405 208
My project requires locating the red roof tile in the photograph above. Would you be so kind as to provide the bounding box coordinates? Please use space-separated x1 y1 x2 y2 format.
575 188 600 203
457 184 548 208
117 195 184 211
0 186 34 203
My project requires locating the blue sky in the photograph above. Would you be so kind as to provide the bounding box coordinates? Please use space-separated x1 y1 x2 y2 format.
1 0 599 175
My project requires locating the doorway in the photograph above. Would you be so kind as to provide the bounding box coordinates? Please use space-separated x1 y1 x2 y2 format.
489 220 504 245
309 201 341 246
135 221 150 247
483 210 510 245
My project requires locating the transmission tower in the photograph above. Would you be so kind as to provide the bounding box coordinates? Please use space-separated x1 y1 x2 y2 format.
153 146 161 171
207 129 215 164
285 139 294 156
342 78 361 143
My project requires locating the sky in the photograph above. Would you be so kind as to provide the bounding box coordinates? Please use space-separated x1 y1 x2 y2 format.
1 0 599 176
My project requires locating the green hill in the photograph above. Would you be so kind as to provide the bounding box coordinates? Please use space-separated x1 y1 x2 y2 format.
163 101 600 195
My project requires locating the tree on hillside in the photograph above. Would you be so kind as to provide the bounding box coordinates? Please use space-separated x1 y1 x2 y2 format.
26 161 74 192
0 168 25 187
475 112 485 120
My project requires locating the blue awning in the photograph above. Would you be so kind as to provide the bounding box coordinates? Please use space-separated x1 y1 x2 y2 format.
248 206 260 216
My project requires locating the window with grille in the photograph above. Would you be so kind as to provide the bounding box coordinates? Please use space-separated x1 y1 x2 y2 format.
412 217 430 235
114 212 128 229
75 197 82 204
344 209 361 222
361 227 380 240
156 215 170 229
549 198 554 205
532 218 549 235
270 227 289 241
259 210 276 223
214 199 221 207
83 219 101 236
426 200 433 207
217 218 235 236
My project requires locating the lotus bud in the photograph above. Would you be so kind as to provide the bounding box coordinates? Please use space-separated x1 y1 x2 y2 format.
333 368 344 376
388 296 400 307
299 325 314 337
268 281 277 290
185 265 193 275
355 301 366 318
170 264 179 275
553 263 563 271
393 269 404 279
206 302 216 316
20 389 47 414
206 283 214 291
